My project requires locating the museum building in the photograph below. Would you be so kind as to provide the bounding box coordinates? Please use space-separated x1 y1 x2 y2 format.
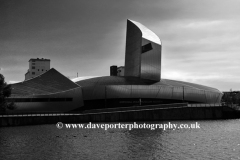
8 19 223 113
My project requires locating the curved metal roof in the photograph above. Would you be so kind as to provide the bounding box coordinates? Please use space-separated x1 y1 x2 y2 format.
71 76 102 82
128 19 161 45
11 68 80 96
75 76 221 93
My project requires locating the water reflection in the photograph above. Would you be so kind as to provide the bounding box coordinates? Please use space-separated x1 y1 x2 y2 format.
0 120 240 160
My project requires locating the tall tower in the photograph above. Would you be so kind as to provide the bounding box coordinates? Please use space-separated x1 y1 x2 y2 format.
124 19 162 81
25 58 50 80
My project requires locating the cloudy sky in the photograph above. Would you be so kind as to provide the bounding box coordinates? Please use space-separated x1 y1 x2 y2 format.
1 0 240 91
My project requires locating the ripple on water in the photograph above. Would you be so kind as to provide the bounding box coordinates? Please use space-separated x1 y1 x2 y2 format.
0 120 240 160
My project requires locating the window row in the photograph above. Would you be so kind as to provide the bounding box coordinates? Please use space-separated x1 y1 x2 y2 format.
7 98 73 102
31 70 48 75
31 67 48 71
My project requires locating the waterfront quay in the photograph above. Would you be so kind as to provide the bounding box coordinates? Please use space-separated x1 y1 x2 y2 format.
1 103 239 127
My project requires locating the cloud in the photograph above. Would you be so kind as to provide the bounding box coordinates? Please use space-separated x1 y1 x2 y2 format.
1 0 240 91
154 17 240 91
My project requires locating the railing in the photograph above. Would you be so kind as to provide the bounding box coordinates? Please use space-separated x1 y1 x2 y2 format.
0 112 83 117
0 103 223 117
187 103 222 107
82 103 190 114
0 103 185 117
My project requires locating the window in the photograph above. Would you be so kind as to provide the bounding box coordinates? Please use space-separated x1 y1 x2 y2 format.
7 97 73 102
50 98 65 102
32 63 35 65
142 43 153 53
66 98 73 101
42 69 44 71
32 67 35 69
32 72 35 75
32 98 49 102
38 69 39 71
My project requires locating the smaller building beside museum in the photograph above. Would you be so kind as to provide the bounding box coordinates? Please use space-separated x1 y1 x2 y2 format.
25 58 50 80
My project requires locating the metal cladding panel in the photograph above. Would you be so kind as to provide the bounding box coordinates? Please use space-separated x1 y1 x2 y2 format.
106 85 161 99
125 20 161 82
216 93 222 102
83 86 106 100
76 76 155 86
205 91 222 103
11 68 80 96
131 85 159 98
77 76 222 103
81 86 94 100
106 86 131 99
128 19 161 45
93 86 106 99
141 39 161 81
132 85 160 90
76 80 97 87
156 86 173 99
184 88 206 102
162 79 220 93
172 87 183 100
124 20 142 77
9 87 84 113
205 91 214 103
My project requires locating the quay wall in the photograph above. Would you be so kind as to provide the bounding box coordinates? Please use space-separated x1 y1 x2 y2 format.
1 105 237 127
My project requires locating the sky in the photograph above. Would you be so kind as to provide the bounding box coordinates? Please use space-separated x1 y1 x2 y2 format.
0 0 240 91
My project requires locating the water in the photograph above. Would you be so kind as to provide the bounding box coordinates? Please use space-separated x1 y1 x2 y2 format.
1 120 240 160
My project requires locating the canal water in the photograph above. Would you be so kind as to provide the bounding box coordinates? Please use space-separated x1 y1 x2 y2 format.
1 120 240 160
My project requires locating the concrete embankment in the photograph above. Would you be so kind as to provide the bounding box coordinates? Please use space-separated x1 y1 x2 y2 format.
1 104 238 127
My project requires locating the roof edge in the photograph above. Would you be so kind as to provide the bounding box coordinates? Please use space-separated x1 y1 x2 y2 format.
127 19 161 45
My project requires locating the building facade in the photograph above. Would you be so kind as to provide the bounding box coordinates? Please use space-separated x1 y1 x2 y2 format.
110 66 118 76
124 19 161 81
9 68 83 113
25 58 50 80
117 66 125 76
8 19 223 113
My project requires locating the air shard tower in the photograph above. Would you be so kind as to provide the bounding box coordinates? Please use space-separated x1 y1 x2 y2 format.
125 19 162 82
8 19 223 113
